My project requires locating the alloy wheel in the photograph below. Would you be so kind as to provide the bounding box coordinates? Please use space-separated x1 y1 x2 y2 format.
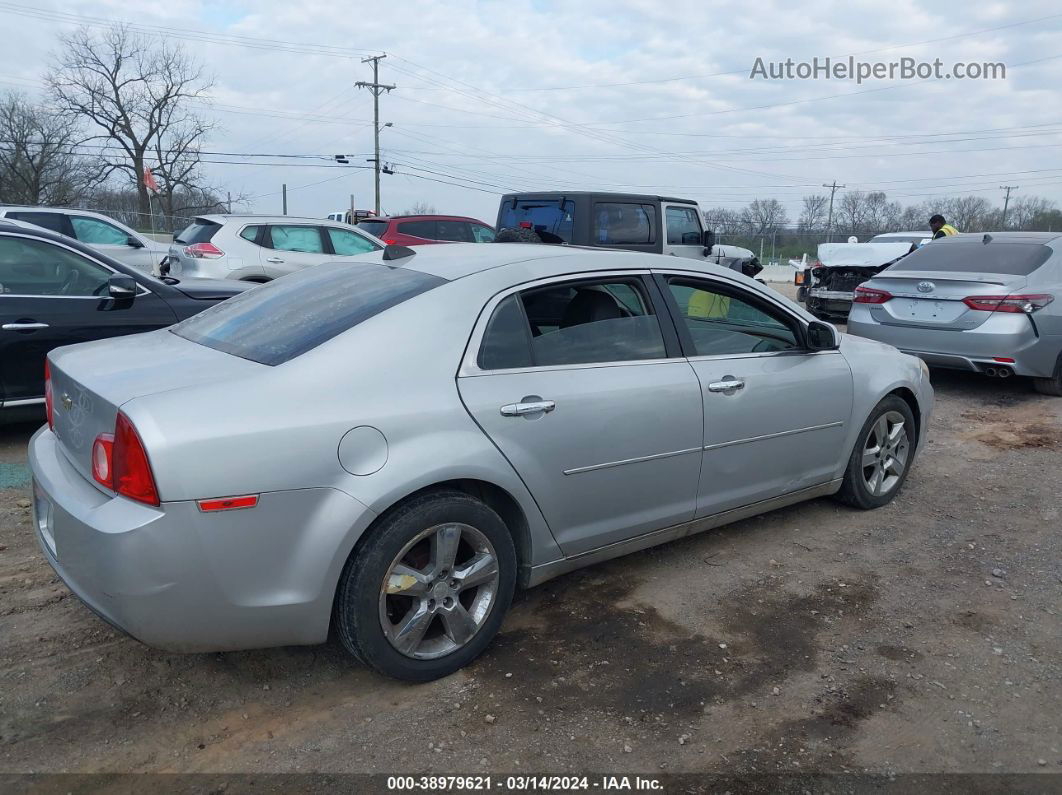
378 523 500 660
861 410 910 497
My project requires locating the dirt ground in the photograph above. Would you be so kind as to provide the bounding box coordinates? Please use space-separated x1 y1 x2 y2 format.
2 289 1061 780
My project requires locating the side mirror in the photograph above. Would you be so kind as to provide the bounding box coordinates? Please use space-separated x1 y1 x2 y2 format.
108 274 138 299
702 229 716 253
127 235 145 249
807 320 840 351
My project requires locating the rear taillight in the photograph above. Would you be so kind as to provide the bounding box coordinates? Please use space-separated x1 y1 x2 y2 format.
183 242 224 259
383 237 397 245
853 286 893 304
91 413 159 505
962 294 1054 314
44 360 54 430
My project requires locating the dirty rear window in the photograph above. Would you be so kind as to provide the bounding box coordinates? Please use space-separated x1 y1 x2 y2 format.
171 262 445 365
886 241 1052 276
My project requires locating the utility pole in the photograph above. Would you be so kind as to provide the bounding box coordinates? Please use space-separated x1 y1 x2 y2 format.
356 54 396 217
282 183 287 215
1000 185 1018 228
350 193 356 225
823 181 845 242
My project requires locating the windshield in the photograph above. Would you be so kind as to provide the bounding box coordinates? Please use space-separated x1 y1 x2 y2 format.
171 261 445 365
498 198 575 243
884 241 1052 276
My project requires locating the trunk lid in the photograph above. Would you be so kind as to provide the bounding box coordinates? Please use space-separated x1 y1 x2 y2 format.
864 269 1028 330
48 329 264 488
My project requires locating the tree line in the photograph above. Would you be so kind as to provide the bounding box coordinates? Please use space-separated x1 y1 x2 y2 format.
705 191 1062 257
0 24 229 231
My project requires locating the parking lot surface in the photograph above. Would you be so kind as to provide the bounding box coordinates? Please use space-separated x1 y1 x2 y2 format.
2 303 1061 776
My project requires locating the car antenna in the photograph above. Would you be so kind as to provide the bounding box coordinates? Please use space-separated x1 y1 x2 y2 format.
382 243 416 262
983 233 993 244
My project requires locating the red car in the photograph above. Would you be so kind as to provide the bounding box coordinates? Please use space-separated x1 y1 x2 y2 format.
356 215 496 246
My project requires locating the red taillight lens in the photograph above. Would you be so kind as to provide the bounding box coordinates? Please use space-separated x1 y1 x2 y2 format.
383 237 397 245
44 360 54 430
92 433 114 489
183 242 224 259
112 412 160 506
963 294 1054 313
853 286 893 304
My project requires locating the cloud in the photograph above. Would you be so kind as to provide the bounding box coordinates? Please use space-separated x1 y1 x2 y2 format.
2 0 1060 225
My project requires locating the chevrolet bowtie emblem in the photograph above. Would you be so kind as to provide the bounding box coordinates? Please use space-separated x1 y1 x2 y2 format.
61 393 73 410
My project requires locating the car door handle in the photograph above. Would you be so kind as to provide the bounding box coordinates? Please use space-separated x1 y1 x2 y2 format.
500 400 556 417
265 257 284 263
2 322 49 331
707 378 745 393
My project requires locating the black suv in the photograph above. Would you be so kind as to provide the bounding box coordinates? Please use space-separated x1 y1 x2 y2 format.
0 219 249 422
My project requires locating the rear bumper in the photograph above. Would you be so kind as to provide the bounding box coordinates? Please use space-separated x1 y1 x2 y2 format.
847 308 1060 377
29 427 376 652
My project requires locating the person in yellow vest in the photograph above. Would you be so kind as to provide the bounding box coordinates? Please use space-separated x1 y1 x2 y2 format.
688 289 730 319
929 214 959 239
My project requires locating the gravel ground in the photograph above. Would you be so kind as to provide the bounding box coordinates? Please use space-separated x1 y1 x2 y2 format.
2 289 1061 778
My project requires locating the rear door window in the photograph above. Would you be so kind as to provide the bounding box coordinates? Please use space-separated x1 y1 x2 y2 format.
480 278 667 368
269 225 325 253
497 199 575 244
434 221 474 242
396 220 437 239
593 203 655 246
887 241 1052 276
171 262 445 365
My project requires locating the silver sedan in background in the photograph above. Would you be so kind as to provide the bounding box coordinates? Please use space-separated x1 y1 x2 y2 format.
848 232 1062 395
29 243 933 680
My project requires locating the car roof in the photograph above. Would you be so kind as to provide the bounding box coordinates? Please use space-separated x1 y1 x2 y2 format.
363 215 489 224
195 214 348 224
348 242 736 281
499 191 698 205
870 231 930 238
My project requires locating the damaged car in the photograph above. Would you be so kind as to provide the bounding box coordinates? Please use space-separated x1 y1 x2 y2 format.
795 240 914 320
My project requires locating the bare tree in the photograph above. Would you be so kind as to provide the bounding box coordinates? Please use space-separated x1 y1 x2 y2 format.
798 194 828 232
1007 196 1055 230
0 91 98 205
402 201 437 215
740 198 789 235
702 207 741 237
46 24 214 223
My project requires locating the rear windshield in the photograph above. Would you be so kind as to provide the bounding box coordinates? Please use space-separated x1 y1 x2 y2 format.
885 240 1053 276
357 221 388 238
498 199 575 244
171 262 445 365
174 219 221 244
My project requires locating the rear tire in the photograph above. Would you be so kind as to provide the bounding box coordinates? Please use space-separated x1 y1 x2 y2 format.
836 396 916 510
334 490 516 681
1033 356 1062 396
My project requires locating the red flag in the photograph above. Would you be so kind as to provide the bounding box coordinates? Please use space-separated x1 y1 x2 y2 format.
143 166 159 193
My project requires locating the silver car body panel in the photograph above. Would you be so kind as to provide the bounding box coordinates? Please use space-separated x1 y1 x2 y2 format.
30 243 933 652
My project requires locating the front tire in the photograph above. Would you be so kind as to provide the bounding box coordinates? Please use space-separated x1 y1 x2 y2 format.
836 396 916 510
335 490 516 681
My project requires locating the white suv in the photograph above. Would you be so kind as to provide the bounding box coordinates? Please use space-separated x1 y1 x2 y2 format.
165 215 384 281
0 206 170 273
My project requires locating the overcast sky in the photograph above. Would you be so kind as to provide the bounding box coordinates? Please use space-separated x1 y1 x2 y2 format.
1 0 1060 226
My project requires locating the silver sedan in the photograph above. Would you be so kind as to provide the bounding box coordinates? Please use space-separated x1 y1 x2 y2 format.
29 243 933 680
848 232 1062 395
